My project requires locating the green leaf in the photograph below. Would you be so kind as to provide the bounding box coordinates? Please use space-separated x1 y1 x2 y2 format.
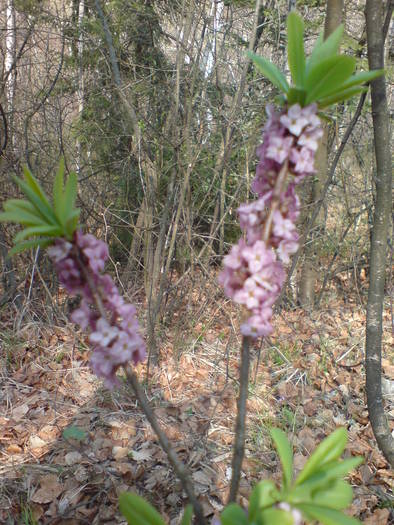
62 425 87 441
318 86 368 108
297 504 361 525
8 238 52 256
248 52 289 93
180 505 193 525
287 483 313 504
296 428 347 485
339 69 385 90
0 210 47 226
287 458 363 503
3 199 41 216
305 55 355 105
312 480 353 510
22 165 52 209
287 12 305 88
287 87 307 106
315 69 383 105
119 493 166 525
13 225 63 243
259 508 295 525
307 24 344 72
270 428 293 490
220 503 248 525
302 457 364 490
249 480 279 521
13 175 58 225
64 208 81 239
62 172 78 221
53 157 65 222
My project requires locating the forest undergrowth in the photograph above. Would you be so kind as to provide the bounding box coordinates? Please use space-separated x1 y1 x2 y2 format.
0 268 392 524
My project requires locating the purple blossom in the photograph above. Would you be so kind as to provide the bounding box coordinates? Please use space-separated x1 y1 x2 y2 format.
241 313 273 337
298 126 323 152
76 231 109 274
48 230 146 388
280 103 309 136
89 317 119 347
70 300 95 330
266 135 293 164
47 240 72 262
234 277 266 309
242 241 275 274
290 146 315 174
219 103 322 338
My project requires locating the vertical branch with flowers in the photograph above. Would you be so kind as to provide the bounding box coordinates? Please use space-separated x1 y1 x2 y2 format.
0 11 384 525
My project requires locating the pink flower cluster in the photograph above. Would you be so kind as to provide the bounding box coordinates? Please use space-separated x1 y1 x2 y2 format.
219 104 322 338
48 232 146 388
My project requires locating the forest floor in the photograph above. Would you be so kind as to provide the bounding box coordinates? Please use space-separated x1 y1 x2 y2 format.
0 269 393 525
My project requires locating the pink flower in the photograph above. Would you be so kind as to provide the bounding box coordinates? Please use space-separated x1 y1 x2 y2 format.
219 103 322 338
89 317 119 346
278 239 299 264
90 349 119 388
242 241 275 274
56 258 83 293
234 277 266 309
223 241 246 270
266 135 293 164
272 210 298 241
241 313 273 337
47 240 72 262
290 146 315 174
70 300 95 329
48 230 147 388
280 103 309 136
298 127 323 152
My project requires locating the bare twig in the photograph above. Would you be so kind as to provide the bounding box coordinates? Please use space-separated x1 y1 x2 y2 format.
125 367 206 525
228 336 251 503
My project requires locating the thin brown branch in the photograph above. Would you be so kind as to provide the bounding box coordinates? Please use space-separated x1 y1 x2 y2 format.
125 367 207 525
228 336 251 503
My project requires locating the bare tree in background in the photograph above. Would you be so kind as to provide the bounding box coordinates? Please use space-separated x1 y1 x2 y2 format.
365 0 394 467
298 0 343 309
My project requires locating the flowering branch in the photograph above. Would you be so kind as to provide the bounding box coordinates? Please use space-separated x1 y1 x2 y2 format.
57 235 206 524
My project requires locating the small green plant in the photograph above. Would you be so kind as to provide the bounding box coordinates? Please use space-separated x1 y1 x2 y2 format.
0 159 80 255
248 12 384 108
20 502 39 525
62 425 87 442
119 427 363 525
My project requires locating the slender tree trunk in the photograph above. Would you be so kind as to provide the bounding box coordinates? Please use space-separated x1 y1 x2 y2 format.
298 0 343 309
5 0 16 139
365 0 394 467
76 0 85 174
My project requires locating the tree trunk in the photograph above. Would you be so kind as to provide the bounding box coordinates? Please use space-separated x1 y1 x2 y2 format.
76 0 85 174
298 0 343 309
365 0 394 468
5 0 16 143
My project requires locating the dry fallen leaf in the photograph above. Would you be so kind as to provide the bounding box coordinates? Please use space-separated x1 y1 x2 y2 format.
65 451 83 465
130 448 154 461
363 508 390 525
31 474 63 504
29 435 47 449
112 446 129 460
6 444 23 454
11 404 29 421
